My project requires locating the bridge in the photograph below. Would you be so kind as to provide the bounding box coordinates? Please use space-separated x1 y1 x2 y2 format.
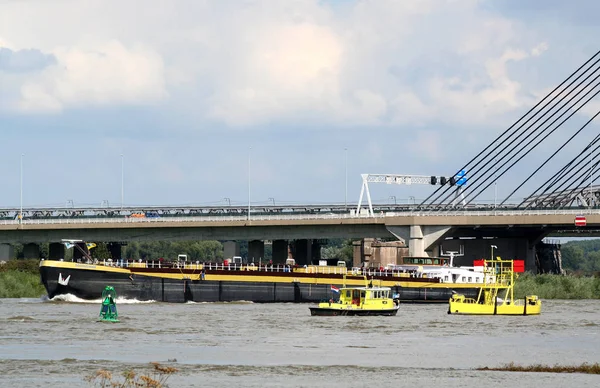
2 49 600 272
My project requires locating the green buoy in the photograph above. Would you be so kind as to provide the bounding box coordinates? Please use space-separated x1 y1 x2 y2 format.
99 286 119 323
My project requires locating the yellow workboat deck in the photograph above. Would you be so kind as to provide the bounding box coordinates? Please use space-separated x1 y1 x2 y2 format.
448 257 541 316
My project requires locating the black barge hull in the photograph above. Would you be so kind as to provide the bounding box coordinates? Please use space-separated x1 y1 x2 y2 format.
40 263 480 303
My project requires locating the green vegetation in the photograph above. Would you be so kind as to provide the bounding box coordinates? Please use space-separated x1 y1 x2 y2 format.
561 239 600 274
0 259 45 298
478 362 600 374
514 272 600 299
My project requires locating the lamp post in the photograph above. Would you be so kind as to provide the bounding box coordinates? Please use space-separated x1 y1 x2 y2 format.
120 154 124 210
409 196 415 205
389 195 396 205
269 197 275 206
248 147 251 221
491 244 498 260
19 154 24 223
224 197 231 206
344 148 348 210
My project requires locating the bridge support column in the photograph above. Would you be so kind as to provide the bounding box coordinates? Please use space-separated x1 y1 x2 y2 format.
0 244 14 260
107 243 123 261
223 241 240 261
23 243 40 259
311 240 322 263
272 240 288 263
248 240 264 263
292 239 312 266
49 243 65 260
387 225 451 258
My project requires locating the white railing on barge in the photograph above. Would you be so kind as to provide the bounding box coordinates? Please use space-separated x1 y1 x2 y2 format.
93 259 414 278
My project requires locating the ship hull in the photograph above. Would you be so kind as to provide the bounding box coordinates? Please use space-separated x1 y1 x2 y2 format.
40 261 481 303
309 307 399 316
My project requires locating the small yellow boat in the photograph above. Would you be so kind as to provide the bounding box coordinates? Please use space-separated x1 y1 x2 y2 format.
309 278 400 316
448 257 541 316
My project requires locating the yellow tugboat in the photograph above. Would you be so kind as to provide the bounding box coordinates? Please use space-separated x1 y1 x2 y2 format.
448 257 541 316
309 278 400 316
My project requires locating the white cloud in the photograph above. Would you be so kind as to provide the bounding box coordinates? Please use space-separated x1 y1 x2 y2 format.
17 41 167 112
0 0 588 129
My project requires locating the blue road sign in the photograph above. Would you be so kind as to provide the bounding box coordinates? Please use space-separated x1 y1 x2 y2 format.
456 170 467 186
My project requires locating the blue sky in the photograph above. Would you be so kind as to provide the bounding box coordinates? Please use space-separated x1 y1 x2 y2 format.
1 0 599 208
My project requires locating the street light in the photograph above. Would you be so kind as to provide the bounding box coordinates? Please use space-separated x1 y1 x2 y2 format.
269 197 275 206
19 154 24 223
491 245 498 260
389 195 396 205
344 148 348 210
120 154 124 210
248 147 251 221
409 196 415 205
224 197 231 206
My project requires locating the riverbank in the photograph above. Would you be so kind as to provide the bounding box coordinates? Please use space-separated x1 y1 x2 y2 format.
514 273 600 299
0 260 45 298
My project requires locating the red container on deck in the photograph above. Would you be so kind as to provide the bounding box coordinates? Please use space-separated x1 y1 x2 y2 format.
513 260 525 273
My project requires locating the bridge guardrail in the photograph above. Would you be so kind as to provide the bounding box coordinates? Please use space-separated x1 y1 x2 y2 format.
0 208 599 226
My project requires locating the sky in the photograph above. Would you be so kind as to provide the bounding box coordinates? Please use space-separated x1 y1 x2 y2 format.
1 0 599 209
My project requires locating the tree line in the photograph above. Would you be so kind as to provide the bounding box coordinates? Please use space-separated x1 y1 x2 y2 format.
560 239 600 275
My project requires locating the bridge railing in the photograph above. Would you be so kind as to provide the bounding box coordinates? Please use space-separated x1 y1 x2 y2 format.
1 208 599 225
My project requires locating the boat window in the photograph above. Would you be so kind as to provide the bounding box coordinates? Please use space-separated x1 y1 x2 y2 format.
444 276 449 281
345 290 351 298
461 276 466 282
361 291 365 298
468 277 472 282
476 277 480 282
432 259 440 265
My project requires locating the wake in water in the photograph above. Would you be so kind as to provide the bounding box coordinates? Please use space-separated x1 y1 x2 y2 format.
45 293 156 304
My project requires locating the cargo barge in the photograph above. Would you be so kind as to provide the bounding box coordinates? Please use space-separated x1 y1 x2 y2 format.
39 259 481 303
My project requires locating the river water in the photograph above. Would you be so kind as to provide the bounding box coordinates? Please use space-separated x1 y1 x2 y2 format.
0 297 599 387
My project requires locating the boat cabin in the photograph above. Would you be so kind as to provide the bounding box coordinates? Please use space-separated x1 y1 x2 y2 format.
336 286 396 308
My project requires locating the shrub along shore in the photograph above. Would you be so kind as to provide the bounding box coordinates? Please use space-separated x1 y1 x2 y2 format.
0 259 46 298
1 259 599 299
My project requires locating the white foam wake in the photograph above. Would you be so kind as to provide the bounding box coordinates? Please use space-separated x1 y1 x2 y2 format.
47 293 156 304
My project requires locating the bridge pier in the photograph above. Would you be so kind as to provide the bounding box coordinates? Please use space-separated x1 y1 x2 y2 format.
0 243 14 260
107 243 123 261
311 240 322 263
48 243 65 260
223 241 240 261
291 239 312 266
387 225 450 257
248 240 264 263
272 240 289 263
23 243 40 259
